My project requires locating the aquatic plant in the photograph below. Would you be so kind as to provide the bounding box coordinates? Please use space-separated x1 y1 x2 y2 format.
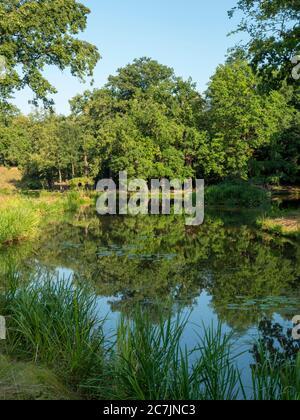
2 277 105 390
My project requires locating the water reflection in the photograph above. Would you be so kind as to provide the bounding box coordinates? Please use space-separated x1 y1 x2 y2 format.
1 210 300 334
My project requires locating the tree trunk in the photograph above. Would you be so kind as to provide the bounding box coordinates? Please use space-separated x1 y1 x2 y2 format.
58 168 62 191
84 153 89 177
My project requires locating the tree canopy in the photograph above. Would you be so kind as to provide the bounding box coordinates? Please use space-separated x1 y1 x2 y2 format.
0 0 100 107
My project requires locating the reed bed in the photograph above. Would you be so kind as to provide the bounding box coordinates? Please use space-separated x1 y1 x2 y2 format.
0 276 299 400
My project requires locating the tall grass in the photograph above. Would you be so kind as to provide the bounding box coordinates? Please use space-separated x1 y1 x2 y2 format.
105 312 242 400
0 201 40 245
251 342 300 400
64 191 86 213
2 277 105 390
0 277 299 400
0 192 91 246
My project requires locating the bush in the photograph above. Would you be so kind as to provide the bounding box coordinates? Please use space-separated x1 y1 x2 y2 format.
206 181 271 208
68 178 94 191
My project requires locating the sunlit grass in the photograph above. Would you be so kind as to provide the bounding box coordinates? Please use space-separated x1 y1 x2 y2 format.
257 210 300 237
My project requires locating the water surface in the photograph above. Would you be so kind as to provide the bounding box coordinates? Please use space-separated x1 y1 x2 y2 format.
1 206 300 390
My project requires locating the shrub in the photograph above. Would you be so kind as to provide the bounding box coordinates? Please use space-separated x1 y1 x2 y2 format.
206 180 271 208
69 178 94 191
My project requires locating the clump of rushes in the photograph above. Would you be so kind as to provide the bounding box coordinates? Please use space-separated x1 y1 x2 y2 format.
2 277 105 393
251 342 300 400
103 312 242 400
0 200 40 245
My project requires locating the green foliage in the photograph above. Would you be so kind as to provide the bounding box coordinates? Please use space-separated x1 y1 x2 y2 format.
229 0 300 84
228 1 300 185
206 60 294 179
2 277 105 390
0 0 100 107
0 55 297 187
0 199 40 244
206 180 271 207
71 57 207 181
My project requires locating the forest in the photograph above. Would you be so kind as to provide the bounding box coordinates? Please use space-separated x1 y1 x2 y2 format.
0 0 299 190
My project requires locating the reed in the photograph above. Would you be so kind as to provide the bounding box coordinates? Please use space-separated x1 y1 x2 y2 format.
2 276 105 390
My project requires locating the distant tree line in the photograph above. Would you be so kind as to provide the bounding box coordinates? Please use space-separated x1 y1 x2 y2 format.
0 0 299 188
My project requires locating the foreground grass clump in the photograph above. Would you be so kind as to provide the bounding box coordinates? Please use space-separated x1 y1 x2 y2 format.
108 314 241 400
206 181 271 208
2 278 105 392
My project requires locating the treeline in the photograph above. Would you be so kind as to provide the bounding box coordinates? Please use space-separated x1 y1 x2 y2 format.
0 0 299 188
0 57 299 188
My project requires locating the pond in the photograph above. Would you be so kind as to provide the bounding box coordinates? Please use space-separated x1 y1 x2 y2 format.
1 206 300 393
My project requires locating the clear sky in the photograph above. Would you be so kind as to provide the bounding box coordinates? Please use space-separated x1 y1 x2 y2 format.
12 0 245 115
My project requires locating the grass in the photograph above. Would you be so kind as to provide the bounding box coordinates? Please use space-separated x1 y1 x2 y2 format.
104 314 242 400
257 209 300 237
0 200 41 244
0 355 75 400
0 277 299 400
206 180 271 208
0 191 92 246
251 343 300 400
1 276 105 392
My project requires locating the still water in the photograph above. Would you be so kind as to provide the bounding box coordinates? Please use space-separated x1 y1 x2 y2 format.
1 205 300 390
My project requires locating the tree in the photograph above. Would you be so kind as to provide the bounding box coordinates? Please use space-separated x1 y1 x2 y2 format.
229 1 300 183
71 58 208 180
230 0 300 84
0 115 31 166
206 60 294 179
0 0 100 107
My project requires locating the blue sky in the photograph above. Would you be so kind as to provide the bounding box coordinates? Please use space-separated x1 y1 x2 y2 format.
13 0 246 115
